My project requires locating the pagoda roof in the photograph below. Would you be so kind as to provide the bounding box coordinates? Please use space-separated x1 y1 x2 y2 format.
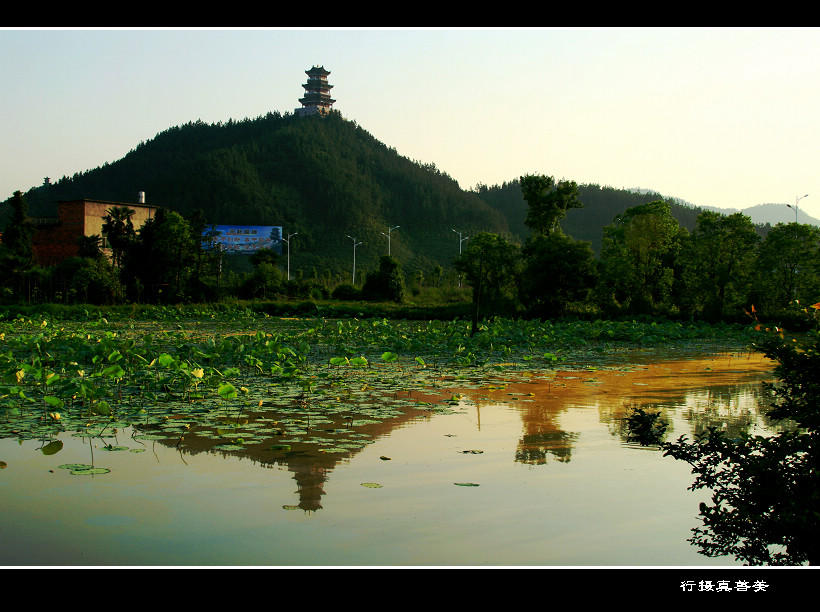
306 65 331 76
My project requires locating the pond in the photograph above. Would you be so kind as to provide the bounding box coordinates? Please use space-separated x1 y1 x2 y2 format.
0 348 777 566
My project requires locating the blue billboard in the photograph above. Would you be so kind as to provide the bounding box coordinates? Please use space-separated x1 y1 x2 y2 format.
204 225 283 255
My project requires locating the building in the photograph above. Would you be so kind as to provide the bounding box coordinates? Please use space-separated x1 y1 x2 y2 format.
32 197 157 267
295 66 336 116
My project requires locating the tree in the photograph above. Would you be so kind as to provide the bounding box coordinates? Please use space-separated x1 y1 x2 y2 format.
362 255 406 303
121 208 198 302
0 191 36 301
76 234 104 260
683 211 760 320
2 191 35 262
101 206 136 268
521 173 582 236
454 232 521 329
53 256 118 304
520 232 597 318
752 222 820 314
660 304 820 565
250 247 279 269
596 201 686 315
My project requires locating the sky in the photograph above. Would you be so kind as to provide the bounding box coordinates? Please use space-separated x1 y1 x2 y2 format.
3 27 820 221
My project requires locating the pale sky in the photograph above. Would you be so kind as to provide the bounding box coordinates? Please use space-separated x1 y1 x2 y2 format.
3 27 820 220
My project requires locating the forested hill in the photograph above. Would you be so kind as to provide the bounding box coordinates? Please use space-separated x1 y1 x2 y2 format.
474 180 705 253
11 111 508 276
9 109 706 273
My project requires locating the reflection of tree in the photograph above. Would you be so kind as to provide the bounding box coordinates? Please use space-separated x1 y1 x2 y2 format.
679 386 774 440
516 402 578 465
613 384 774 446
515 430 578 465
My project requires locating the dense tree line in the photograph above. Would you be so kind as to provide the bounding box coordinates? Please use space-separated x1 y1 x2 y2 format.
455 175 820 325
2 178 818 324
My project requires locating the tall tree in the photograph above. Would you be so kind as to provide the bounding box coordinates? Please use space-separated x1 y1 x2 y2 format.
521 174 582 236
752 222 820 313
520 232 597 318
2 191 35 262
0 191 36 301
102 206 136 268
597 201 686 315
121 208 198 302
454 232 521 330
683 211 760 320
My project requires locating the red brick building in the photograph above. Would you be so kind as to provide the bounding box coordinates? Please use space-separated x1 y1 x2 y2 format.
32 199 157 267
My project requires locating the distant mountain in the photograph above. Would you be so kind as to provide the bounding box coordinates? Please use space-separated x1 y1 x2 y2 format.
627 188 820 227
700 203 820 227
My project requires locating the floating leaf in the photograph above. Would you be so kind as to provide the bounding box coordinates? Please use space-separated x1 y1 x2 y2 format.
70 467 111 475
360 482 382 488
41 440 63 456
454 482 480 487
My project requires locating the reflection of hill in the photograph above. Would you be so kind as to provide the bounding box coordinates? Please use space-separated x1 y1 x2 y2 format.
142 394 439 512
138 352 775 508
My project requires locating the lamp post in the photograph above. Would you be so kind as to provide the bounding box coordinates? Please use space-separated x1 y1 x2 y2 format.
452 229 469 288
283 232 298 280
787 194 809 223
381 225 400 256
452 229 469 254
347 235 362 285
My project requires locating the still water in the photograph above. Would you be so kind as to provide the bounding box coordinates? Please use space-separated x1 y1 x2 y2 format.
0 351 776 566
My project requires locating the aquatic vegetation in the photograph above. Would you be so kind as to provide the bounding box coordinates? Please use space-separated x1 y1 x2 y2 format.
0 310 759 464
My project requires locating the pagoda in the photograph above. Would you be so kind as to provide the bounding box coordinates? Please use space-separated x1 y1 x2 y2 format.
295 66 336 116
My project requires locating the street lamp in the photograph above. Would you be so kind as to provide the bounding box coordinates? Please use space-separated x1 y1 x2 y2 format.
283 232 298 280
452 229 469 254
787 194 809 223
381 225 400 256
452 229 469 288
346 235 363 285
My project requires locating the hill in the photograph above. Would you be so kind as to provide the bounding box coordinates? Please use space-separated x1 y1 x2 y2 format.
2 110 749 275
700 202 820 227
7 111 509 279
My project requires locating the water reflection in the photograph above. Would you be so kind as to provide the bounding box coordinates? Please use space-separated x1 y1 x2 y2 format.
0 350 783 566
135 351 775 509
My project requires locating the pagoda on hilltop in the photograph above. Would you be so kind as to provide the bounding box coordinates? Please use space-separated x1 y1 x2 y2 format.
295 66 336 116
